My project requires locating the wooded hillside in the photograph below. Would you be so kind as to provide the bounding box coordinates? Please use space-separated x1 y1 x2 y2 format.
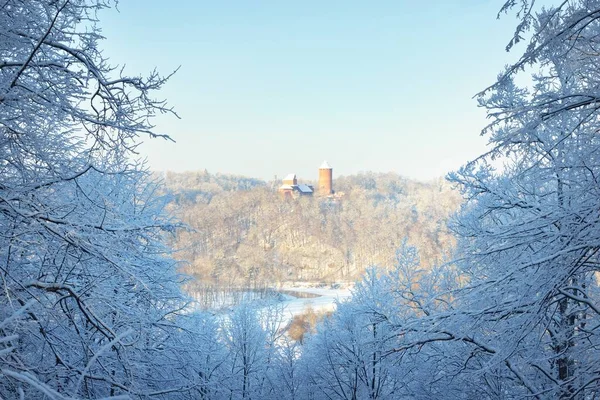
161 170 461 287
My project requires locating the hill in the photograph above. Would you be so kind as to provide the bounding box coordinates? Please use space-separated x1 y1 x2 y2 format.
160 170 461 289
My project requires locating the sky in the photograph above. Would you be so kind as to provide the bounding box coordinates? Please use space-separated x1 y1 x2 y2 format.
100 1 521 182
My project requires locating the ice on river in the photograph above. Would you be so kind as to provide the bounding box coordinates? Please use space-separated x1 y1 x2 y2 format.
278 285 353 321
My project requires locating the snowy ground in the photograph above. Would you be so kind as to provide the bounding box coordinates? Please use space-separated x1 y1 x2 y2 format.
193 283 355 325
277 284 354 322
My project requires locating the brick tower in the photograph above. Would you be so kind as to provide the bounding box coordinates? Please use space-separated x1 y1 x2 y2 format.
318 161 333 196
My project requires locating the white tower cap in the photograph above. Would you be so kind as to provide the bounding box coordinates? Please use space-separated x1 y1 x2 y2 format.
319 160 332 169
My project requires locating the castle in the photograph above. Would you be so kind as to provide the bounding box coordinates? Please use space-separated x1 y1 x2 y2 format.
278 161 333 199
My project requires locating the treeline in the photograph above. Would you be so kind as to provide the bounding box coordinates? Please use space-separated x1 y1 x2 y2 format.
159 169 266 205
162 170 461 287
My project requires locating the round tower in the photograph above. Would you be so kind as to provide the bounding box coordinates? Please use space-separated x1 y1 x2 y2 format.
318 160 333 196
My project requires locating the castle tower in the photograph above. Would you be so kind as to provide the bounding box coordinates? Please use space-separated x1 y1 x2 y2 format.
318 161 333 196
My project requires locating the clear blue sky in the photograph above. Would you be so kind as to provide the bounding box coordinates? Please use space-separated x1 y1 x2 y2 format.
100 1 520 182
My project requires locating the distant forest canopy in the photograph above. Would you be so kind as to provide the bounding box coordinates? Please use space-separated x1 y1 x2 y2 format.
160 170 461 287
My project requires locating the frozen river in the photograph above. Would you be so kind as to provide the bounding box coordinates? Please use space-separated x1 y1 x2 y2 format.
277 285 353 320
189 283 354 321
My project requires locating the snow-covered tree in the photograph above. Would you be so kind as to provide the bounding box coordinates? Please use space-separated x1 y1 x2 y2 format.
446 1 600 397
220 302 285 400
301 277 402 400
0 1 215 398
299 244 459 400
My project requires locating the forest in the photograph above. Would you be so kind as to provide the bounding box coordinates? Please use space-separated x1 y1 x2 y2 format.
162 170 460 288
2 0 600 399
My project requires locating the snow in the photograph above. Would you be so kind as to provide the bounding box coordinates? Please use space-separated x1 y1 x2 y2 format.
196 285 353 327
278 285 352 321
319 160 332 169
